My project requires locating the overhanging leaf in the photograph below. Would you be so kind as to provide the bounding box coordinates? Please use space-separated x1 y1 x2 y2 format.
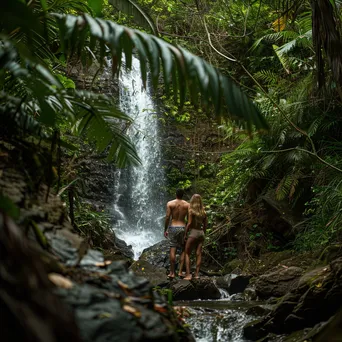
109 0 158 36
53 13 268 131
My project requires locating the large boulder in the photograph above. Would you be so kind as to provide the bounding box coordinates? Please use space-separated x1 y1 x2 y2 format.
139 240 171 268
216 274 251 295
171 278 221 301
222 259 244 274
255 266 303 299
243 258 342 340
56 260 193 342
130 259 168 286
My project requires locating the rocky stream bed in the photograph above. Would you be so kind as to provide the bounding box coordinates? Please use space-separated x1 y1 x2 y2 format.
1 147 342 341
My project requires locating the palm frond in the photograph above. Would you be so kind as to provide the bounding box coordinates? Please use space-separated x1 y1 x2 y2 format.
275 172 300 200
276 30 313 56
0 93 47 139
53 13 268 130
108 0 158 36
0 38 139 167
273 44 297 72
71 91 140 167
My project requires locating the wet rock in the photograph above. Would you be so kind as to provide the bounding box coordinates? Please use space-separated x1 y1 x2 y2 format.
243 318 266 341
243 258 342 339
216 274 251 295
229 274 251 294
114 235 134 259
299 308 342 342
246 305 273 317
98 231 134 261
255 266 303 299
56 260 185 342
171 278 221 301
45 229 88 266
80 249 104 268
243 287 257 301
140 240 170 268
130 259 168 286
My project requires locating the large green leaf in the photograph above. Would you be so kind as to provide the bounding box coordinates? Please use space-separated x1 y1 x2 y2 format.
71 91 140 167
0 39 139 166
108 0 158 36
54 13 268 130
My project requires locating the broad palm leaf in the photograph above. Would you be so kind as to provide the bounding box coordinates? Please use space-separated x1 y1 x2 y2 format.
1 0 268 169
53 13 267 131
109 0 158 35
0 39 140 167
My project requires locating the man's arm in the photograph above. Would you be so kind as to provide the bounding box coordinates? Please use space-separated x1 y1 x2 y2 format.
164 203 171 237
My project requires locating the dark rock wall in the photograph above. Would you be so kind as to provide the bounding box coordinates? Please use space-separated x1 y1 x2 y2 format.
66 63 120 210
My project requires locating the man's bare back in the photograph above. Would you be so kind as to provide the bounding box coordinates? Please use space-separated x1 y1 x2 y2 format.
167 199 190 226
164 189 189 278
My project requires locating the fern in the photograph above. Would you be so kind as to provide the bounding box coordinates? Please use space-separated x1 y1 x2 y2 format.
254 70 278 84
250 31 298 51
275 172 301 201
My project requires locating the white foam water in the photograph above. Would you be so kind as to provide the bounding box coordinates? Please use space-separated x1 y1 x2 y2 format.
112 57 166 259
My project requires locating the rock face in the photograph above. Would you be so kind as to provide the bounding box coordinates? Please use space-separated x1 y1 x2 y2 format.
140 240 171 269
171 278 221 301
216 274 251 295
130 259 169 286
243 260 342 340
57 261 191 342
255 266 303 299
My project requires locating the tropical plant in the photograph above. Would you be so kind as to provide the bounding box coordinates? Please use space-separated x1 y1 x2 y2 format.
1 0 267 171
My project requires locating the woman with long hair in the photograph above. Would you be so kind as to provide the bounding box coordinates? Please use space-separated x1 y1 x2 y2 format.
183 194 207 280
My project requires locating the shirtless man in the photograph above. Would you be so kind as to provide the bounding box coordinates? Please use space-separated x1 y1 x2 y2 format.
164 189 190 279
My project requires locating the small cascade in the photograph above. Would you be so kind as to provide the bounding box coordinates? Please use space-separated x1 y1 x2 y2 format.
218 288 231 299
185 306 251 342
112 57 166 259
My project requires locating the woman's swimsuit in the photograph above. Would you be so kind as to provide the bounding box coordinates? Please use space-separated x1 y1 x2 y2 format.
189 228 204 241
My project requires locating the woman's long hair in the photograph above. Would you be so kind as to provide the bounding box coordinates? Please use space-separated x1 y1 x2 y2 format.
189 194 206 225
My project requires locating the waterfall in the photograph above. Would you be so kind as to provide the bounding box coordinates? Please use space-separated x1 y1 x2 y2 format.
113 57 166 259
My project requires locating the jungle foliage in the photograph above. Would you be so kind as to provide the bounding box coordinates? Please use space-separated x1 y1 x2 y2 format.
122 0 342 253
2 0 342 256
0 0 267 246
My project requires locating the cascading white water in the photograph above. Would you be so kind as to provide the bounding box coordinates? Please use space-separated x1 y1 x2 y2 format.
113 57 166 259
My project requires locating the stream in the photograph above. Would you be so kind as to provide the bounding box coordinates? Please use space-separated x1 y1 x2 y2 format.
176 296 259 342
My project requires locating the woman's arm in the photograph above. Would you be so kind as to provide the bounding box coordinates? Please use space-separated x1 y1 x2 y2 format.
184 211 192 237
203 214 208 234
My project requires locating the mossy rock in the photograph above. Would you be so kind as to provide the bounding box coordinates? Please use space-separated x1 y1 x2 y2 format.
222 258 243 274
319 244 342 264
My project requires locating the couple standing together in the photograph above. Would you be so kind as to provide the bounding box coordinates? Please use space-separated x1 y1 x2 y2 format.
164 189 207 280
